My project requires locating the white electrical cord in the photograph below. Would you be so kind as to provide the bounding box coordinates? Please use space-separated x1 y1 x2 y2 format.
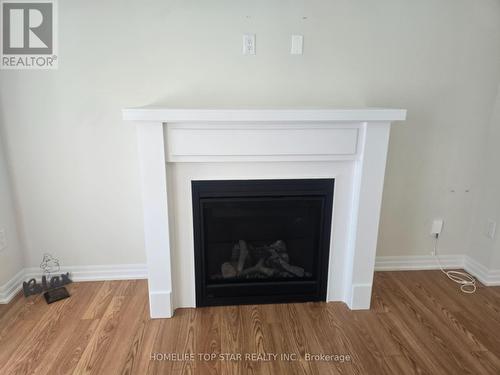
433 235 476 294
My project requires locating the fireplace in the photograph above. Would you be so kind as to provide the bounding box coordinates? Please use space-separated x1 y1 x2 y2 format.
192 179 334 307
123 107 406 318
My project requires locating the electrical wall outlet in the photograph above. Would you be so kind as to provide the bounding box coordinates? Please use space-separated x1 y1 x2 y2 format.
487 220 497 239
0 229 7 252
242 34 256 55
431 219 443 237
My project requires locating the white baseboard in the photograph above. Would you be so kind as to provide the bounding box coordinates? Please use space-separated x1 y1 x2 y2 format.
376 254 500 286
0 263 147 304
2 256 499 305
0 269 27 304
24 263 148 282
375 254 465 271
464 256 500 286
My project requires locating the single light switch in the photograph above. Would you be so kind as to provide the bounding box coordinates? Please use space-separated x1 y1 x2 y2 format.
243 34 256 55
291 35 303 55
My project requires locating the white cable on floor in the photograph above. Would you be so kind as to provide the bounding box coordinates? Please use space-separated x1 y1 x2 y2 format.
433 235 476 294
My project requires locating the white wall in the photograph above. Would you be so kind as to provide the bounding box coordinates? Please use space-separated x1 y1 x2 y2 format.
0 132 24 285
1 0 500 270
468 85 500 267
486 93 500 270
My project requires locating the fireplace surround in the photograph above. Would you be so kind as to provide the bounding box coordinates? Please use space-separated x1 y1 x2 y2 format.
123 107 406 318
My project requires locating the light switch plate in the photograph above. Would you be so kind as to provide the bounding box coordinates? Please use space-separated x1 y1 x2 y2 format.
291 35 303 55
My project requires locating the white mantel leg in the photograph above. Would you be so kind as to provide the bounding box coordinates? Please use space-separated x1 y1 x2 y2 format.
136 122 173 318
346 122 391 309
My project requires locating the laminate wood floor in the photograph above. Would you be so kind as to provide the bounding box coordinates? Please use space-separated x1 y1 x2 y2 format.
1 270 500 374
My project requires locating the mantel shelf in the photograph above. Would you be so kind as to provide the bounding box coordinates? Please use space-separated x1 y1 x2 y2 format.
122 107 407 123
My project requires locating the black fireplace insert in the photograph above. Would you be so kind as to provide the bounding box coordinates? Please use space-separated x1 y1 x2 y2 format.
192 179 334 307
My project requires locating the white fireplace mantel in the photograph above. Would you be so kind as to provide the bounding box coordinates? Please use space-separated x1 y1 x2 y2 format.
123 107 406 318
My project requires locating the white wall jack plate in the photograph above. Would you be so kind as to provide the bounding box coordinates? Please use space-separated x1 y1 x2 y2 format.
431 219 443 237
291 35 303 55
0 229 7 252
242 34 256 55
487 220 497 239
